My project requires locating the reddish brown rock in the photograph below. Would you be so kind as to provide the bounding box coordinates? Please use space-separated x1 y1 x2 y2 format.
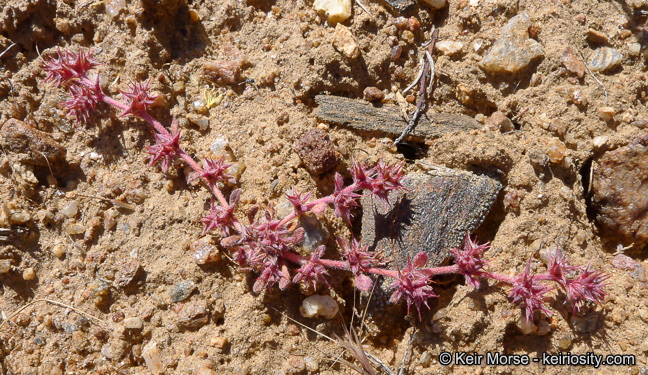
592 140 648 248
561 46 585 78
202 60 244 85
484 111 514 132
177 300 209 330
294 129 339 175
363 87 385 102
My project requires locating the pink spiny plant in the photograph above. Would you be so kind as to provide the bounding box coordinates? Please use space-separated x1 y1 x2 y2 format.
43 48 610 323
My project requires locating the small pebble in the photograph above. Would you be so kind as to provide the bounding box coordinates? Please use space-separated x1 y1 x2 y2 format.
9 211 30 225
60 201 79 218
65 223 86 235
188 8 200 22
484 111 514 132
142 341 163 375
300 295 339 319
481 13 544 74
363 87 385 102
51 244 66 259
592 135 608 149
187 113 209 131
313 0 351 24
561 46 585 78
123 317 143 330
518 316 537 334
170 281 196 303
304 357 318 371
391 45 402 61
586 28 609 44
105 0 125 18
210 336 228 348
332 23 360 59
597 107 615 121
192 239 220 264
288 356 306 372
556 333 572 349
611 254 638 270
545 138 567 164
276 112 289 125
22 267 36 281
435 40 463 56
299 215 327 254
421 0 447 9
203 60 245 85
402 30 415 44
419 351 432 367
589 47 622 72
294 129 339 175
503 190 520 212
176 300 209 330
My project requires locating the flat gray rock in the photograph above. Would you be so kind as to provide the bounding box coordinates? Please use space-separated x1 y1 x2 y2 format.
361 169 501 268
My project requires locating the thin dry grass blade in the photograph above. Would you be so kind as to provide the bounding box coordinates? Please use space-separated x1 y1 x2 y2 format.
334 324 378 375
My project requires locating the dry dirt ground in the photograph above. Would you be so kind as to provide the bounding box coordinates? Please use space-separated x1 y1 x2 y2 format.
1 0 648 374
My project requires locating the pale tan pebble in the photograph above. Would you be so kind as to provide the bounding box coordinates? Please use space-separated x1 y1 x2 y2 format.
51 244 66 259
210 336 228 348
0 259 11 273
597 107 615 121
313 0 351 24
593 135 608 149
9 210 30 225
332 23 360 59
23 267 36 281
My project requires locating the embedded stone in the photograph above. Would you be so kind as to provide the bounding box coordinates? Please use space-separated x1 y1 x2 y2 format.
588 47 622 73
332 24 360 59
0 119 66 167
481 13 544 74
294 128 339 175
313 0 351 24
592 139 648 248
561 46 585 78
361 169 501 268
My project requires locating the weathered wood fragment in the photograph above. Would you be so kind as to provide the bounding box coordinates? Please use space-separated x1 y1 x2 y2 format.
314 95 480 140
361 169 501 268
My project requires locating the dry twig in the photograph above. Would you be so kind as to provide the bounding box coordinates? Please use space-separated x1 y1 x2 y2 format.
393 28 440 146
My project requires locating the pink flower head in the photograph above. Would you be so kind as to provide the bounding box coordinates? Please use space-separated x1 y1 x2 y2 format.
332 173 361 224
43 48 101 87
337 236 386 291
285 189 313 216
508 259 554 324
367 160 406 206
61 75 104 124
190 157 234 189
450 233 490 289
253 259 291 293
200 189 240 236
349 159 372 190
389 252 437 319
293 245 330 290
565 260 610 314
146 119 181 172
546 246 578 288
119 79 159 117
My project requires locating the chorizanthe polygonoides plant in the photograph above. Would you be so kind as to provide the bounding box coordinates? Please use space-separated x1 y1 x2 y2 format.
43 48 610 322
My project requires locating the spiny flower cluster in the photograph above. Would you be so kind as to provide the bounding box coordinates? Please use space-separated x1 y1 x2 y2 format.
42 48 610 322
